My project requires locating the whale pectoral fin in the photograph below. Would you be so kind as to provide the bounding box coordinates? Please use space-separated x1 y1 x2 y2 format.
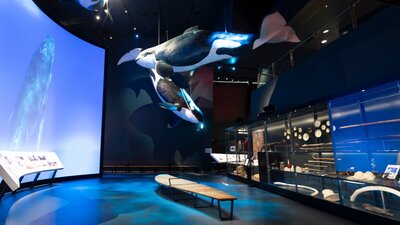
156 61 174 78
171 73 190 89
118 48 142 65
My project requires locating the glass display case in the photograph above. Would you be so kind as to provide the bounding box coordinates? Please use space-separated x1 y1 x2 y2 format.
263 105 340 201
247 121 266 182
226 80 400 223
225 126 248 179
329 80 400 220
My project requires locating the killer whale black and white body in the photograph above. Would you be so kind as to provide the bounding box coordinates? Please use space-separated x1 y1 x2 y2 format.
118 12 300 86
149 69 204 129
118 11 299 127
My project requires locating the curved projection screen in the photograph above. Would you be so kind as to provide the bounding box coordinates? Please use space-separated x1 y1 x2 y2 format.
0 1 104 182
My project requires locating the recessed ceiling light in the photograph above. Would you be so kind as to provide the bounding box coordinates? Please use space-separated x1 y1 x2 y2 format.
135 34 140 38
323 29 329 34
321 39 328 44
109 36 112 40
133 27 137 31
325 4 328 8
125 9 128 13
231 67 236 71
96 15 100 20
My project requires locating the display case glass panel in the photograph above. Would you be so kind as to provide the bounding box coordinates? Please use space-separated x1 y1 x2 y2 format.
248 121 266 182
225 126 248 179
329 80 400 220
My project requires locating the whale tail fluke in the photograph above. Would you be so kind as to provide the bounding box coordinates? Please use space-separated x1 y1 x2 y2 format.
117 48 141 65
253 11 300 50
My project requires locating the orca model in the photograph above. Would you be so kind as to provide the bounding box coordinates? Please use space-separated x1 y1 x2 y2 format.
118 11 300 89
118 11 299 128
148 69 204 129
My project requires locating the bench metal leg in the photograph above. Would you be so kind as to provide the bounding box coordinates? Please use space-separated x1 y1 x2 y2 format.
218 200 234 220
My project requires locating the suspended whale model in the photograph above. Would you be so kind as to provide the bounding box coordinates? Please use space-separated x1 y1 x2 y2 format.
118 11 299 128
148 69 204 129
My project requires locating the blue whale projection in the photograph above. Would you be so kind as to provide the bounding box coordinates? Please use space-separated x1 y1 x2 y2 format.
118 12 299 129
9 37 55 150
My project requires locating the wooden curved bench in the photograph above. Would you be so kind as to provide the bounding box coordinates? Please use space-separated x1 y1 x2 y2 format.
155 174 237 220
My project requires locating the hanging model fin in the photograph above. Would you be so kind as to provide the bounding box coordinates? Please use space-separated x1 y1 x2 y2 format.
118 48 142 65
253 11 300 49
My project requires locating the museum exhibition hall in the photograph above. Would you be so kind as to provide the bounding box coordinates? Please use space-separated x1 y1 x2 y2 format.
1 0 400 224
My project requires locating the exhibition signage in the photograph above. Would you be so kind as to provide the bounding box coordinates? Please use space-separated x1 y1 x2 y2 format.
0 150 63 191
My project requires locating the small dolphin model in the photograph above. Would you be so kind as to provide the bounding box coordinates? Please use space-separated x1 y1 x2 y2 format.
118 11 300 89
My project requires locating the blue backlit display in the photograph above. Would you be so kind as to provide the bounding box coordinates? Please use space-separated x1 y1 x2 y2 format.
329 80 400 173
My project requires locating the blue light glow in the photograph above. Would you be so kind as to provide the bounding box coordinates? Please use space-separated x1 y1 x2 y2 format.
209 32 254 47
135 34 140 39
231 67 236 71
229 57 238 64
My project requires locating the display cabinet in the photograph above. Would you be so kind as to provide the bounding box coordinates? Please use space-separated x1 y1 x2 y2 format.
225 126 248 179
225 80 400 223
247 121 266 182
329 80 400 220
263 105 340 202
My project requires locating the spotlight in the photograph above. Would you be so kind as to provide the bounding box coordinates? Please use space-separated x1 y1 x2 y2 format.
217 65 222 70
135 34 140 39
104 9 109 13
323 29 329 34
133 27 137 31
321 39 327 44
96 15 100 20
231 67 236 71
109 36 113 40
124 9 128 13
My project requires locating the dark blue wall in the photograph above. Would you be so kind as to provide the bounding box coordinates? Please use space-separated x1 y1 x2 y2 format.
103 37 213 169
251 5 400 119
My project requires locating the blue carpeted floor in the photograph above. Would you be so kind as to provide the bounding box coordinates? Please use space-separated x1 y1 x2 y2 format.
0 174 359 225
